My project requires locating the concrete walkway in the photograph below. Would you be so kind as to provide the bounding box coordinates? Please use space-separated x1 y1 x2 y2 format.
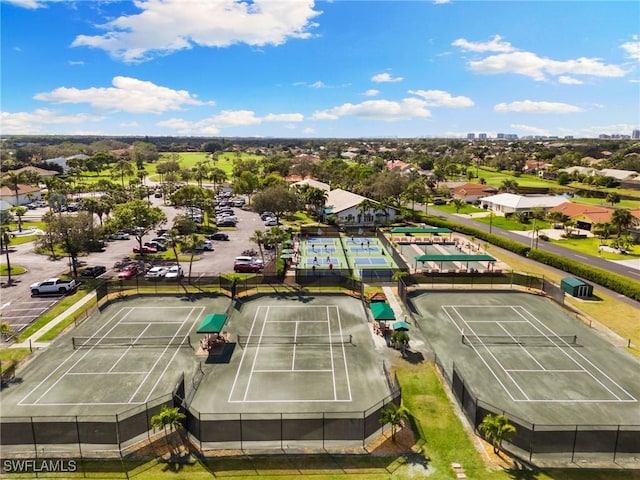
382 285 406 323
10 292 97 349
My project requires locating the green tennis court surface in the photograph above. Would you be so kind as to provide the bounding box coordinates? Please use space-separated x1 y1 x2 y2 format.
409 291 640 426
1 294 392 419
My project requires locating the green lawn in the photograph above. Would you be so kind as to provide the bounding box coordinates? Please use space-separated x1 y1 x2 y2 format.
570 196 640 210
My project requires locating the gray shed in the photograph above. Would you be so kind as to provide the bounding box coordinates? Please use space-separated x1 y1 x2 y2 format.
561 277 593 298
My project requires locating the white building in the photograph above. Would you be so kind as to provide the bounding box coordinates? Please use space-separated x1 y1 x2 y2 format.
323 188 398 226
480 193 566 215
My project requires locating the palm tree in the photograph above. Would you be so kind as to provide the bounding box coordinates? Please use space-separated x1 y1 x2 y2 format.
208 167 227 193
192 161 210 188
606 192 621 206
500 179 518 193
391 330 410 356
1 228 14 285
478 413 516 454
451 198 466 213
110 159 135 189
357 199 377 225
250 229 267 265
150 405 186 456
611 208 634 237
10 206 28 232
1 171 25 206
379 403 410 441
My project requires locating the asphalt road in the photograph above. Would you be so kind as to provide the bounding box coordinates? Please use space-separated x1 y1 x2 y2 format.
427 207 640 310
0 197 270 333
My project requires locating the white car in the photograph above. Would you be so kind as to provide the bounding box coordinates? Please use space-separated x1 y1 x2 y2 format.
110 232 130 240
165 266 184 279
264 217 281 226
195 240 214 251
145 266 168 278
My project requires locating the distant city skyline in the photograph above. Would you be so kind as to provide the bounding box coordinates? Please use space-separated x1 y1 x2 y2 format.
1 1 639 139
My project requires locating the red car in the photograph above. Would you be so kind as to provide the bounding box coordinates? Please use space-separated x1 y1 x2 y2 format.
133 245 158 254
117 265 139 279
234 262 262 273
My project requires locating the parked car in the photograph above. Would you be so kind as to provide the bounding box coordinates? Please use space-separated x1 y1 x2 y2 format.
216 215 237 223
233 261 262 273
264 217 281 226
165 265 184 279
110 232 130 240
144 241 167 251
207 232 229 241
133 245 158 254
117 265 140 279
145 266 168 278
30 278 78 295
26 202 38 210
194 240 214 251
81 265 107 278
260 211 275 221
154 191 162 198
217 218 237 227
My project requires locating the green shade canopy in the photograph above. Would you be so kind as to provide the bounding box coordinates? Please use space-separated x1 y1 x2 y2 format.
415 254 495 262
197 314 228 334
281 248 295 254
391 227 452 234
392 321 410 331
280 253 294 259
370 302 395 320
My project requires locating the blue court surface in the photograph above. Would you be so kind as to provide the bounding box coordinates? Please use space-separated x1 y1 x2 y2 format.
307 257 341 266
353 257 389 265
305 237 338 244
307 246 337 254
344 237 371 244
349 246 380 254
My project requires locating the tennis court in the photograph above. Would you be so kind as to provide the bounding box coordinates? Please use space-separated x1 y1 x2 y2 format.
0 297 228 417
306 257 342 266
352 257 391 266
188 294 392 414
409 291 640 426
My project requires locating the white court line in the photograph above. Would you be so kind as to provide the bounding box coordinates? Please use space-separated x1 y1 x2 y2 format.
511 306 636 402
268 319 328 323
228 306 263 403
506 369 583 373
67 371 149 375
238 399 353 403
466 320 527 323
254 369 333 373
119 321 184 324
244 306 270 402
327 306 337 401
496 322 545 370
27 402 145 406
1 315 43 319
336 305 352 402
25 308 137 405
6 307 51 312
291 321 298 371
139 306 203 403
442 306 521 402
109 323 153 373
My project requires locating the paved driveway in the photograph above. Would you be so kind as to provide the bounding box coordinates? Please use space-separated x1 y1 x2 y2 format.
0 199 269 333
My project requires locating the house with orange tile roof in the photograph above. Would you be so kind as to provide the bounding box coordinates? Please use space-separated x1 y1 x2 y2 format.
548 202 614 230
451 182 498 203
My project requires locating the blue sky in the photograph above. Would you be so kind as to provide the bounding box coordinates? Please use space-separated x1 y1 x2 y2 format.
1 0 639 139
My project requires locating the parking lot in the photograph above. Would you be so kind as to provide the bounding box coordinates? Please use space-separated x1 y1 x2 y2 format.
0 196 270 335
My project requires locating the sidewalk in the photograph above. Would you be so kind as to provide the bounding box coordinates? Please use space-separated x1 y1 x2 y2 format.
11 292 97 349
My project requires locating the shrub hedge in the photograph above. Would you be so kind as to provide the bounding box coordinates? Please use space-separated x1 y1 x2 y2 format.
418 213 640 302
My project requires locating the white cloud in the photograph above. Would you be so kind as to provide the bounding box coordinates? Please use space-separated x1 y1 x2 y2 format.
558 76 583 85
71 0 322 63
371 72 404 83
494 100 583 114
311 98 431 121
302 127 316 134
119 121 139 128
620 35 640 60
468 51 627 81
3 0 43 8
511 124 551 136
33 76 214 114
67 60 85 66
408 89 474 107
264 113 304 122
362 89 380 97
156 109 303 135
1 109 104 134
309 81 326 89
433 0 451 4
452 35 515 53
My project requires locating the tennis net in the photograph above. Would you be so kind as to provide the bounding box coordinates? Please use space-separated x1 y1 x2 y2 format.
461 334 578 347
72 335 192 349
237 334 352 347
